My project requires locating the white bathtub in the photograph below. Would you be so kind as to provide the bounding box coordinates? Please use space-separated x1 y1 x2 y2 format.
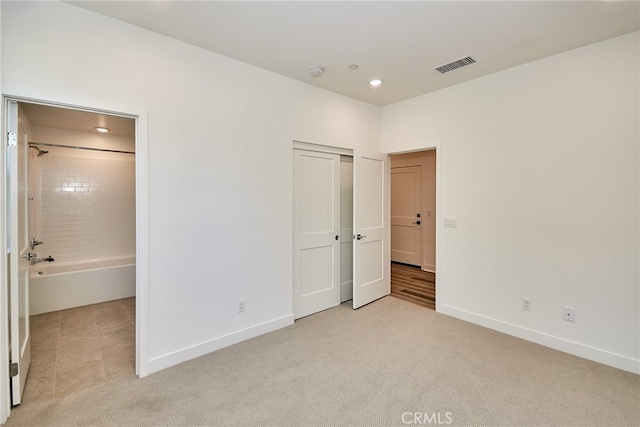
30 256 136 315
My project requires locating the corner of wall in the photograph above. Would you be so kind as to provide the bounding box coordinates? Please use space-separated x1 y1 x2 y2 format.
381 33 639 374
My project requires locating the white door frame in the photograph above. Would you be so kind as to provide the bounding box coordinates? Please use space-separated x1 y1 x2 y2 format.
0 94 150 421
386 145 441 311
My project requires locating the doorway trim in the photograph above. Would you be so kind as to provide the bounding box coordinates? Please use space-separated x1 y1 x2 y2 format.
386 144 440 312
0 94 149 420
293 140 353 156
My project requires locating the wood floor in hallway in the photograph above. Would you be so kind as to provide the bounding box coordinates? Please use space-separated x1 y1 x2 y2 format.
390 262 435 309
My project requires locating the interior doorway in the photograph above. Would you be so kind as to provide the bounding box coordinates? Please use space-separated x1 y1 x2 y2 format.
6 100 137 405
390 150 436 271
391 165 423 266
389 150 436 309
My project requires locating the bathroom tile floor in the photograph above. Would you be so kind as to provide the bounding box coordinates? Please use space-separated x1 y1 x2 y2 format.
22 297 135 404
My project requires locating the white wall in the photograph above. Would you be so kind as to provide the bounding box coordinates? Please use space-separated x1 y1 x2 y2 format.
1 1 380 376
382 32 640 373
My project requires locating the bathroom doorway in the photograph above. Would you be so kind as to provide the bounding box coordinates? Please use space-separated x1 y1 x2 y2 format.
8 100 137 404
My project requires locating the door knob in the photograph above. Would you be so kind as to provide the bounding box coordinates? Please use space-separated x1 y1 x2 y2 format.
356 234 367 240
412 221 421 225
335 235 339 240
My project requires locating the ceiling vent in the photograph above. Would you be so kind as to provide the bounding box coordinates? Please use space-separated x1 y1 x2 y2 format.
433 56 477 75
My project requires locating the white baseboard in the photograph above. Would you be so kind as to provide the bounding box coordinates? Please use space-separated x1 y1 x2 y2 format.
437 303 640 375
147 314 294 375
421 264 435 273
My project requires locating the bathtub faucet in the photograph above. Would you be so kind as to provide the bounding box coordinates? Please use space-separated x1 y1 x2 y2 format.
31 255 54 265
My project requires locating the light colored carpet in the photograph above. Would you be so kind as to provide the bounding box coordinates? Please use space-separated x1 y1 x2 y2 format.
5 296 640 426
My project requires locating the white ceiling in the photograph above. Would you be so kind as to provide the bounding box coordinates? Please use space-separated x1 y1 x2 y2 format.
66 1 639 106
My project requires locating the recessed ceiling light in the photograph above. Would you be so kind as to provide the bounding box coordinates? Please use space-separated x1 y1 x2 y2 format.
95 127 110 133
369 79 383 87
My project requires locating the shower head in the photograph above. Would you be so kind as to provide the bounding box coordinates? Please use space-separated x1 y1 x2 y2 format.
29 145 49 157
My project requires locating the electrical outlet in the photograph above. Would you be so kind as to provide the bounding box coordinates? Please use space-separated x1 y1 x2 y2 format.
563 306 575 322
237 299 246 313
522 298 531 311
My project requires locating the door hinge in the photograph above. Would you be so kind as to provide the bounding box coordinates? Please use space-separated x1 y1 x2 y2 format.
7 132 17 147
9 362 18 378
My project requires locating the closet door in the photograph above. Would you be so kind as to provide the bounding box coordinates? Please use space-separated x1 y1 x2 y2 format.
293 149 341 319
353 151 389 309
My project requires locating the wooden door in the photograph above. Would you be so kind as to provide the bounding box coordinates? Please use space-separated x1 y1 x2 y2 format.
391 166 422 266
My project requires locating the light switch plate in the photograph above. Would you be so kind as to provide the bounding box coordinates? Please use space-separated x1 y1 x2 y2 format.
444 218 457 228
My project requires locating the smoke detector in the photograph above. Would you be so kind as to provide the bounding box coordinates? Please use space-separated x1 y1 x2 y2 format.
309 66 324 77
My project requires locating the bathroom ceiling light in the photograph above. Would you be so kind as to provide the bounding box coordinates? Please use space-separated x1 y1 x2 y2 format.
369 79 383 87
95 127 110 133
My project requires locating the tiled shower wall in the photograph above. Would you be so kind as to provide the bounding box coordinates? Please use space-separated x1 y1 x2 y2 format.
33 147 135 263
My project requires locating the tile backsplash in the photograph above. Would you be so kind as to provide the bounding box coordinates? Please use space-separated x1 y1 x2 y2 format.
33 147 135 264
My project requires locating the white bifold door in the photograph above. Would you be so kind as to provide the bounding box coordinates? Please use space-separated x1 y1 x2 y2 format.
6 100 32 405
293 148 389 319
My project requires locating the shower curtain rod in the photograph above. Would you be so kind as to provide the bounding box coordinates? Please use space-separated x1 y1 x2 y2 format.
29 141 135 155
